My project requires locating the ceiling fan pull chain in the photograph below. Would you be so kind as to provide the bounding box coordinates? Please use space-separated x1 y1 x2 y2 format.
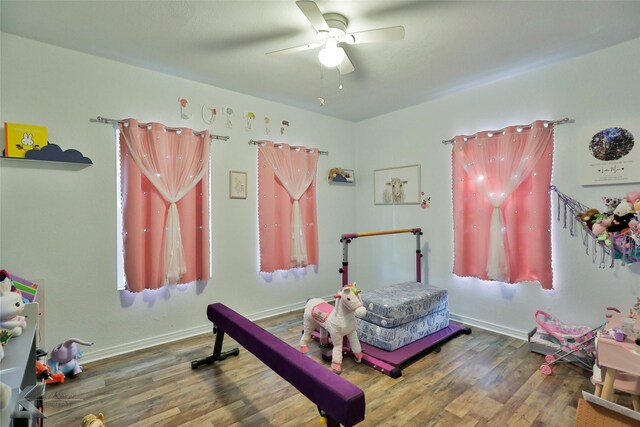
317 62 325 106
338 65 343 90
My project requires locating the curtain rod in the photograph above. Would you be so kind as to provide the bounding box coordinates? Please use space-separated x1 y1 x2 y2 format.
248 139 328 155
441 117 574 145
91 116 230 141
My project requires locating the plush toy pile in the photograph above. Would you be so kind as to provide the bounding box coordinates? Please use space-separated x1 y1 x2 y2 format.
576 190 640 261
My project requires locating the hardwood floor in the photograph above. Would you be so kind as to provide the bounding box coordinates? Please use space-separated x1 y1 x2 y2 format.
42 310 604 426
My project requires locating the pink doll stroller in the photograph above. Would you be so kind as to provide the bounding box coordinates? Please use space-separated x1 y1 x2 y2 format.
535 310 606 375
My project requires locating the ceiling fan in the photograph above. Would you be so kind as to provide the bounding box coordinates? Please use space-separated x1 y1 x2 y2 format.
266 1 405 74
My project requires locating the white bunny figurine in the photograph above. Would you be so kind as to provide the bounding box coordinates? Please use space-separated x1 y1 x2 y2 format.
0 277 27 336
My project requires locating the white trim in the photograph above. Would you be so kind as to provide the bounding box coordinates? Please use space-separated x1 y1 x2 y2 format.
81 296 333 364
449 312 528 341
82 302 519 364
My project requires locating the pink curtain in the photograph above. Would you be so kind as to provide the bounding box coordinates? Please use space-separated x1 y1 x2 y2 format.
452 120 554 289
258 141 319 272
119 119 211 292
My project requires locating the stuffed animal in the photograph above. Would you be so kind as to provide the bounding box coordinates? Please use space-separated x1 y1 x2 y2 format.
82 413 105 427
613 200 634 216
607 213 635 233
576 208 600 230
626 191 640 207
48 338 94 376
0 277 27 336
300 283 367 374
592 214 613 236
597 232 611 247
629 219 640 244
602 196 623 215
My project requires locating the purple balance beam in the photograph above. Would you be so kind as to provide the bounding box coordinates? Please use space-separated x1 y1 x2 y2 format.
196 303 366 427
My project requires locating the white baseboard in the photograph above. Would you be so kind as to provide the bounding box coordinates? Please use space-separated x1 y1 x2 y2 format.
84 301 525 364
82 297 332 364
450 312 529 341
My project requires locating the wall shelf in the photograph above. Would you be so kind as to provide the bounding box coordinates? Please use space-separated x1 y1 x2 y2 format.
2 155 92 167
2 143 92 165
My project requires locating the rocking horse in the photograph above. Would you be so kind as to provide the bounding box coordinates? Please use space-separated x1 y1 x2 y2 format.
300 283 367 373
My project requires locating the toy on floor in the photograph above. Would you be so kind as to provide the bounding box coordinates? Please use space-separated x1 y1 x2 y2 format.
300 283 367 374
36 360 65 384
48 337 94 376
0 277 27 336
82 412 105 427
535 309 610 375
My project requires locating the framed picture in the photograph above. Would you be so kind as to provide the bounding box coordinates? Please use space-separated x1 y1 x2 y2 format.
328 167 355 185
229 171 247 199
580 126 640 185
374 164 421 205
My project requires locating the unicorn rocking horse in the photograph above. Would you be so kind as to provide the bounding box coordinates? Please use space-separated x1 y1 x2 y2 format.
300 283 367 374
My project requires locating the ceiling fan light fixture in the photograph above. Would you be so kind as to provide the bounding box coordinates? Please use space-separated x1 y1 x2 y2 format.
318 40 345 68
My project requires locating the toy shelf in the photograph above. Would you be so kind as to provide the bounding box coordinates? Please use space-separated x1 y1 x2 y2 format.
0 303 44 426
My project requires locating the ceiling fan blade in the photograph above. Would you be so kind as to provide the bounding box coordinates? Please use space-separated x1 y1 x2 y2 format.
339 51 355 75
344 26 405 45
266 41 323 56
296 1 329 33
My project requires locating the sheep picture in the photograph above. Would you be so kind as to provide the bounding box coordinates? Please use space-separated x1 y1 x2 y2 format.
374 165 420 205
383 177 408 204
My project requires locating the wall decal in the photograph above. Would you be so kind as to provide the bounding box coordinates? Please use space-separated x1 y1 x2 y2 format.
264 116 271 134
244 112 255 130
201 104 217 127
281 120 289 135
225 107 235 128
179 98 192 120
421 192 431 209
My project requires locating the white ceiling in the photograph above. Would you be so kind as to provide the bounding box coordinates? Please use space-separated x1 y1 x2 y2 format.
3 0 640 122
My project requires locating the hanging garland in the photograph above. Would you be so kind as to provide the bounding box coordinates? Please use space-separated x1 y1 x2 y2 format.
551 186 640 268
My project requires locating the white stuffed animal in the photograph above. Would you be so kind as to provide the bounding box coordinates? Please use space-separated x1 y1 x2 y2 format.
0 277 27 336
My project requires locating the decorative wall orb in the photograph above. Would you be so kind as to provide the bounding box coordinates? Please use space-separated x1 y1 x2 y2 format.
589 127 634 161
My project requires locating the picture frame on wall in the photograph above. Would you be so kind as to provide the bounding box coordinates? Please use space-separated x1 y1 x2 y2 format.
580 126 640 185
374 164 421 205
229 170 247 199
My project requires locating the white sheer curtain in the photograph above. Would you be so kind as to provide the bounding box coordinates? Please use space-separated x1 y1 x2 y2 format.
258 143 319 266
452 122 553 281
120 119 211 284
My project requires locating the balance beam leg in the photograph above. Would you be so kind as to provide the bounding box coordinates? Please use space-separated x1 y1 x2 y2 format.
191 326 240 369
